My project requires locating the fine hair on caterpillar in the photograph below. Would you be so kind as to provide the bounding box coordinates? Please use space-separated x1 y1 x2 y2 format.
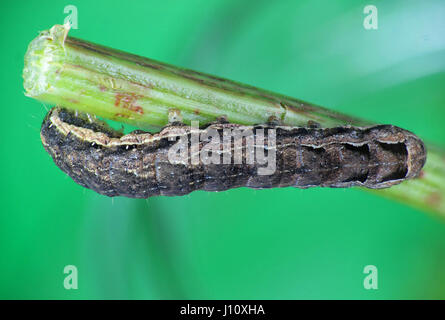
40 107 427 198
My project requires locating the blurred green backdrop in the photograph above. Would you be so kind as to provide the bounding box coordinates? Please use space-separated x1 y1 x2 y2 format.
1 0 445 299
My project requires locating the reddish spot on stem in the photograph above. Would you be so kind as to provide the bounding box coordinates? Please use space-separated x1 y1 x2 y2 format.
426 192 442 208
99 85 106 92
114 93 144 115
114 93 122 106
193 109 200 115
418 170 425 179
115 113 130 119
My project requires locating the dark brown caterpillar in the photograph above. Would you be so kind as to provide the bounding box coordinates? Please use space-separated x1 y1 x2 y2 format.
40 107 426 198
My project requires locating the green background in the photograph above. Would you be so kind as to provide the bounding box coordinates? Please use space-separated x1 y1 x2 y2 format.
1 0 445 299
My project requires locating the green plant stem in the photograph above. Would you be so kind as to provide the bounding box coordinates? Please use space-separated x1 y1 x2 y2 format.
23 24 368 129
23 24 445 218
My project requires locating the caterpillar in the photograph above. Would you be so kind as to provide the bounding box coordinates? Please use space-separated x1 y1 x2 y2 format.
40 107 426 198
